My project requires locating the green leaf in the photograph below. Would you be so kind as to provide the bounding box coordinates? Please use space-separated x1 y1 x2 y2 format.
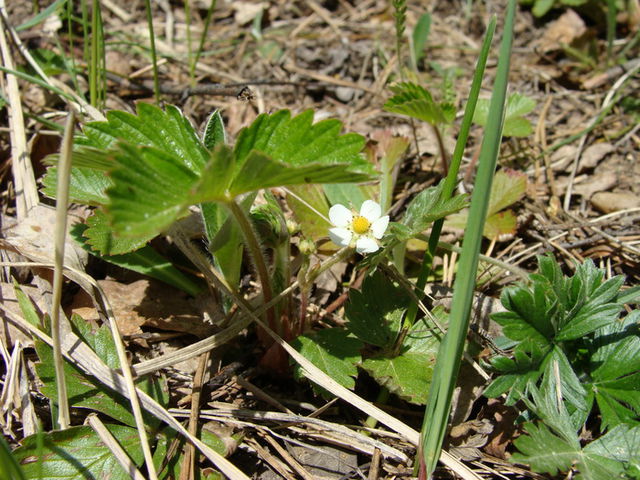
487 169 527 216
233 109 370 172
384 82 453 125
392 181 468 241
531 0 555 16
35 315 166 427
589 311 640 429
412 13 431 66
105 109 372 241
71 222 204 296
344 271 409 348
13 425 144 480
107 142 200 238
16 0 67 31
513 421 639 479
81 209 152 255
362 351 433 404
42 164 113 206
86 104 210 171
361 320 438 404
286 185 331 240
201 201 244 289
13 282 42 328
292 328 363 391
202 109 227 149
226 150 371 197
473 93 535 137
323 183 368 211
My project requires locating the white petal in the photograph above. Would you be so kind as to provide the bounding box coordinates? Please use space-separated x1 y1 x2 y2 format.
329 227 352 247
359 200 381 222
356 237 379 254
371 215 389 239
329 204 352 227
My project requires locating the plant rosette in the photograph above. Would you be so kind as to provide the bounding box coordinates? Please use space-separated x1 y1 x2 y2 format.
329 200 389 254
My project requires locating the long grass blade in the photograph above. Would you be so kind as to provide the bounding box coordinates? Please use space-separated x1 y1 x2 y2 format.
418 1 517 477
143 0 161 104
404 15 496 329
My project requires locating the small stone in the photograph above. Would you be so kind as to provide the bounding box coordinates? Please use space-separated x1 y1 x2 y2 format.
591 192 640 213
335 86 355 102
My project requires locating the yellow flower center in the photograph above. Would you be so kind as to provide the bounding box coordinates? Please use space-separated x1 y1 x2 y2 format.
351 215 371 234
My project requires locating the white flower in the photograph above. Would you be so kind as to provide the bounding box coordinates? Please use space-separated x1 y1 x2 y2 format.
328 200 389 254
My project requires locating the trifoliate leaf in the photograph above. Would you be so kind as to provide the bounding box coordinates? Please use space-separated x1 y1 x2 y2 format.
384 82 454 125
292 328 363 391
13 425 144 480
105 109 372 240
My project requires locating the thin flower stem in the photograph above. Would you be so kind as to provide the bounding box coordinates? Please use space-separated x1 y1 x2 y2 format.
227 200 276 332
51 110 75 430
305 247 353 285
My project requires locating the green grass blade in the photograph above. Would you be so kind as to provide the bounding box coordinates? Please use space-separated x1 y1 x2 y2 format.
193 0 218 76
404 15 496 329
16 0 67 31
419 1 517 477
143 0 161 104
89 0 105 108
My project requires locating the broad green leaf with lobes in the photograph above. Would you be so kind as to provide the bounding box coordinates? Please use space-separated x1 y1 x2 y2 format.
13 425 144 480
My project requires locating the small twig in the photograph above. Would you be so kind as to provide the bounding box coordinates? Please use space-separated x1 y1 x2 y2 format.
180 351 211 480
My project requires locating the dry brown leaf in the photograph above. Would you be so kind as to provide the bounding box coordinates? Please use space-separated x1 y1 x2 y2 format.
580 143 615 171
573 170 617 199
537 9 587 53
70 278 218 339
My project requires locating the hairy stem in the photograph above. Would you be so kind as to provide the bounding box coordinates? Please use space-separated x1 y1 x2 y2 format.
227 200 276 332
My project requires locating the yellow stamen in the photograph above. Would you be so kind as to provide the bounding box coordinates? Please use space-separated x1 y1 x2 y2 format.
352 215 371 234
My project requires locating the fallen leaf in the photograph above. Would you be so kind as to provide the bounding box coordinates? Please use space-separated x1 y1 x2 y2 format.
538 9 587 53
70 278 218 339
573 170 617 198
579 143 615 171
